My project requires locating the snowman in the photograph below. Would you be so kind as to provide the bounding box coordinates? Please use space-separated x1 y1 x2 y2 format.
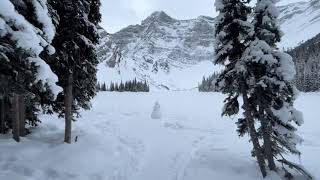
151 101 162 119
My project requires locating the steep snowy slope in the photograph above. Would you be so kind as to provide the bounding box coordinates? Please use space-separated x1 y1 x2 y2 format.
278 0 320 48
97 0 320 90
277 0 309 5
97 12 222 90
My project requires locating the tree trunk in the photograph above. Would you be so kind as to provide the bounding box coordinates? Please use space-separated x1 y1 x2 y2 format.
12 94 20 142
260 106 276 171
0 98 5 134
19 96 26 137
0 75 7 134
64 73 73 144
262 121 276 171
241 86 267 177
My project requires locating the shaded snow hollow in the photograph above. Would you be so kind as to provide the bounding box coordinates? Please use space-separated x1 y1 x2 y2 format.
0 92 319 180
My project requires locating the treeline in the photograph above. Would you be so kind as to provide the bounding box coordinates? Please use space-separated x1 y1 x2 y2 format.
198 73 220 92
288 33 320 92
97 79 150 92
200 32 320 93
0 0 101 143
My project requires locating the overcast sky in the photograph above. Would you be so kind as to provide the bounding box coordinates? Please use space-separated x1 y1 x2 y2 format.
100 0 309 33
100 0 216 33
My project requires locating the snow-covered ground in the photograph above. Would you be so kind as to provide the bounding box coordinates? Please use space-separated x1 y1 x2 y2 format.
0 92 319 180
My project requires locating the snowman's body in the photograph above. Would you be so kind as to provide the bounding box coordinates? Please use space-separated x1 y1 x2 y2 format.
151 101 162 119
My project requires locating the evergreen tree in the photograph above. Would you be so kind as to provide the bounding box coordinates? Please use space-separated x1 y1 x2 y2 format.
0 0 61 138
247 0 281 171
133 78 137 92
114 83 119 91
101 83 107 91
128 81 132 91
119 81 124 92
214 0 268 177
198 73 220 92
125 82 129 91
110 82 115 91
242 0 310 178
96 82 101 91
147 84 150 92
144 81 149 92
107 79 150 92
47 0 101 143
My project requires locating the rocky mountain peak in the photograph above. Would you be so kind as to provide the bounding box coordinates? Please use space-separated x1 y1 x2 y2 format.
142 11 177 25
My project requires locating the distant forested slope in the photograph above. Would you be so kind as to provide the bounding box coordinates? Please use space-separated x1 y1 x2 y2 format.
289 33 320 92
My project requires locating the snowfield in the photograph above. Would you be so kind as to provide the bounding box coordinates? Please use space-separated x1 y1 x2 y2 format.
97 60 223 91
0 92 319 180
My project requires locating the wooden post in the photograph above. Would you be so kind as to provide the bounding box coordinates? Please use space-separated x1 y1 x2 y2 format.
0 98 5 134
19 96 26 137
64 73 73 144
12 94 20 142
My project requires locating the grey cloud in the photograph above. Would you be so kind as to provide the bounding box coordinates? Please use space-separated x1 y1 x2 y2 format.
100 0 216 33
100 0 306 33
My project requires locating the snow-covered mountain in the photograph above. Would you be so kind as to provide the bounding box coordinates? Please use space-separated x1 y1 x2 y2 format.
97 0 320 90
97 12 221 90
278 0 320 48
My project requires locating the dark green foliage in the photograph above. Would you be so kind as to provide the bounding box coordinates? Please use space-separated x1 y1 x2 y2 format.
214 0 270 177
214 0 253 134
88 0 102 24
0 0 58 133
236 118 248 136
47 0 101 117
101 83 107 91
250 0 301 156
198 73 220 92
96 82 101 91
243 0 310 178
107 79 150 92
288 33 320 92
214 0 252 65
214 0 253 116
222 96 239 116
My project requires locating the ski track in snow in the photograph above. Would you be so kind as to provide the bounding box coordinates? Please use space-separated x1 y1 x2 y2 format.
0 92 319 180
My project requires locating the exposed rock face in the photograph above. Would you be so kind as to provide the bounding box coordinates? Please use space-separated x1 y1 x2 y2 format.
97 1 320 90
